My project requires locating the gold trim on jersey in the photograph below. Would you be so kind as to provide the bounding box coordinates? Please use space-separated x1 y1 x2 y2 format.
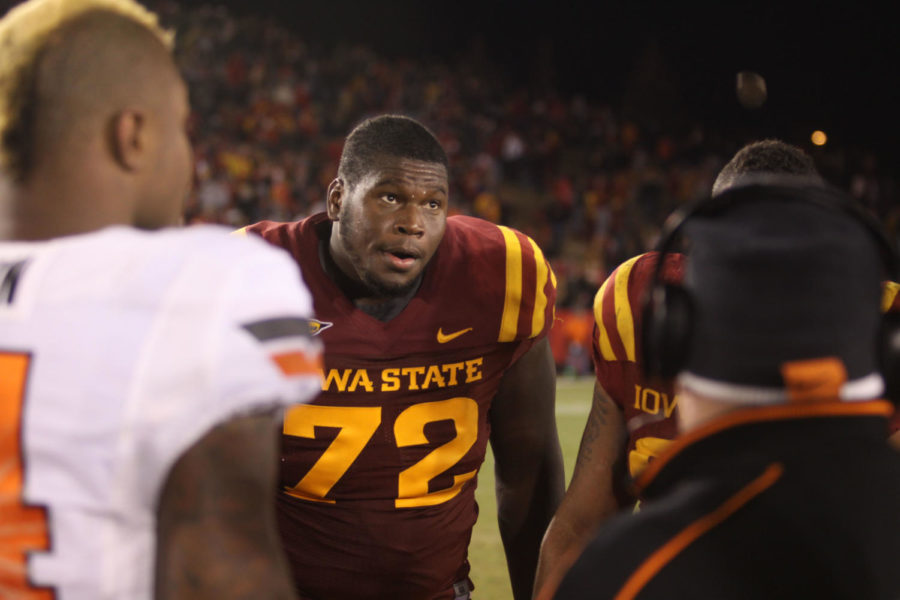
498 226 523 342
594 254 642 362
593 276 614 359
231 226 249 237
497 226 554 342
527 236 550 339
881 281 900 313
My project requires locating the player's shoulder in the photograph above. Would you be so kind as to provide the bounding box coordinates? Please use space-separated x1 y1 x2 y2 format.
167 223 279 254
442 216 552 275
234 215 321 249
445 214 506 238
593 252 685 363
445 214 533 250
41 224 285 278
79 225 304 305
882 280 900 313
234 219 292 239
595 252 685 304
151 224 300 278
441 216 556 342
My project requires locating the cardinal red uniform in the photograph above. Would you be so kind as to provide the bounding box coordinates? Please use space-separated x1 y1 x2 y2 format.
241 213 556 600
591 252 685 477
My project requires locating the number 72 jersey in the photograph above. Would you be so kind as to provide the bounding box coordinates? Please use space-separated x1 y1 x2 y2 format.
243 214 556 600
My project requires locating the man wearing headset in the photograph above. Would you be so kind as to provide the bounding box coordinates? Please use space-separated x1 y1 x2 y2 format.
555 176 900 598
534 140 900 599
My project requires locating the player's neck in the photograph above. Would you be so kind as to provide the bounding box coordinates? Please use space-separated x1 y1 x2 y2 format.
1 164 134 241
351 281 421 321
318 235 421 321
676 388 743 434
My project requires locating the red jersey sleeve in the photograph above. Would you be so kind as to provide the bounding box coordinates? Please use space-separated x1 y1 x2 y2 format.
591 252 685 477
492 224 557 343
591 252 685 386
441 217 556 363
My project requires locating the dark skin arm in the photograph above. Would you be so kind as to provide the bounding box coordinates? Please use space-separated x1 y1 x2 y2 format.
490 337 566 600
155 412 297 600
532 380 628 600
890 429 900 451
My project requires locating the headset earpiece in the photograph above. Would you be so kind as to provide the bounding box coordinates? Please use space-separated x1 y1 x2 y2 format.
643 280 694 381
640 177 900 406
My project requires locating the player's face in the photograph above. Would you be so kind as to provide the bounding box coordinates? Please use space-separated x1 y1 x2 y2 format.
135 72 193 229
330 157 448 297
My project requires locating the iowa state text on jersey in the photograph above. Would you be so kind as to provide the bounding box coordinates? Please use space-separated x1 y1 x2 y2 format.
246 214 556 600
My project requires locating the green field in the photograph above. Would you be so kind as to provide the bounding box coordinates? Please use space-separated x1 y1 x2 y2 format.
468 376 594 599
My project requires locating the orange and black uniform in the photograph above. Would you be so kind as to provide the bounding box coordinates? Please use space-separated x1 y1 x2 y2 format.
556 401 900 599
593 253 900 478
241 213 556 600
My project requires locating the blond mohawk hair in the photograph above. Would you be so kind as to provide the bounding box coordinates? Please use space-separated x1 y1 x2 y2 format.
0 0 173 180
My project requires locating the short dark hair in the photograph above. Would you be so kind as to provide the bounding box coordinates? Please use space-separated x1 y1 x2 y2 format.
337 115 448 190
712 139 819 196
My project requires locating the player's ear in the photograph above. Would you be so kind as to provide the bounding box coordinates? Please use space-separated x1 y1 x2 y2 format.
108 109 147 172
326 178 343 221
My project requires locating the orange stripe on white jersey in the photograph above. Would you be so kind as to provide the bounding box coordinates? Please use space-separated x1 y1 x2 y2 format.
271 350 323 377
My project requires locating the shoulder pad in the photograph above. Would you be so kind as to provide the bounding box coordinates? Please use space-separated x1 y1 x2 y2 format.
593 252 684 362
447 217 557 343
494 224 557 342
882 281 900 313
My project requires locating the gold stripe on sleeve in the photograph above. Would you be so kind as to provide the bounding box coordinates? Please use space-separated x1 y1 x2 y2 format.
613 255 642 362
232 226 249 237
594 276 617 361
881 281 900 313
498 226 524 342
527 237 550 338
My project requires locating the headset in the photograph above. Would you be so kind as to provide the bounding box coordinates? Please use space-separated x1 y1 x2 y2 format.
640 174 900 404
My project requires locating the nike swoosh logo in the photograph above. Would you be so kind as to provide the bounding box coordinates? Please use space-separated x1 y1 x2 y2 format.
437 327 473 344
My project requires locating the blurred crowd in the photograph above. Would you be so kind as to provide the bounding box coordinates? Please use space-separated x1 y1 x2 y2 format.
155 2 899 375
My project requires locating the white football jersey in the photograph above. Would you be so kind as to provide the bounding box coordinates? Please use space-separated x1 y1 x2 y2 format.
0 225 322 599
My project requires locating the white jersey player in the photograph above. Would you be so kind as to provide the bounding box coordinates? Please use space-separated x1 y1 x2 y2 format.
0 1 320 599
0 227 321 599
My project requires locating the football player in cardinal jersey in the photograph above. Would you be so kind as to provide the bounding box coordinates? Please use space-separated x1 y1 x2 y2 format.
0 1 321 598
238 114 565 600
